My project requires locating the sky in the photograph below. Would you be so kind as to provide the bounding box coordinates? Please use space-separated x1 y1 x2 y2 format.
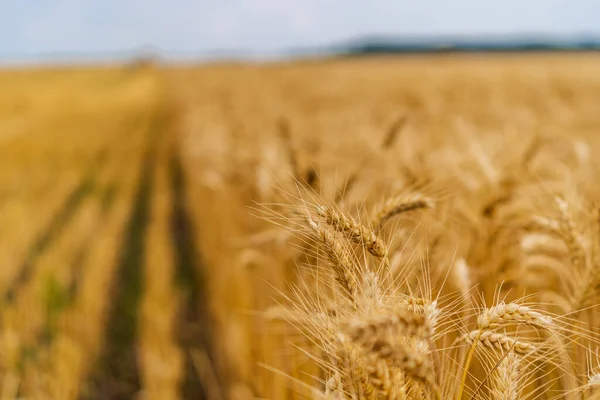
2 0 600 61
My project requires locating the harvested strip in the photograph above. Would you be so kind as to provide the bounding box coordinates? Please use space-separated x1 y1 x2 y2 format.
18 152 126 396
0 175 81 297
169 145 217 398
4 163 97 303
64 150 126 303
13 197 102 395
89 130 157 398
0 132 109 302
27 115 148 400
138 140 183 400
44 154 141 399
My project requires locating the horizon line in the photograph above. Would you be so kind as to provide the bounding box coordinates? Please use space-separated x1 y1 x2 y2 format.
2 31 600 67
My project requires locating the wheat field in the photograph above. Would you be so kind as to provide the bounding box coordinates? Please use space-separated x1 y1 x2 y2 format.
1 53 600 399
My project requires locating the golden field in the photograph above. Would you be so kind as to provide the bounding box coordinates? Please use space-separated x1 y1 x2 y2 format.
2 53 600 399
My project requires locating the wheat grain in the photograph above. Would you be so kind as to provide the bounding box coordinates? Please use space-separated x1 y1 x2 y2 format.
368 339 436 389
345 307 431 344
465 330 536 355
477 302 554 331
490 352 521 400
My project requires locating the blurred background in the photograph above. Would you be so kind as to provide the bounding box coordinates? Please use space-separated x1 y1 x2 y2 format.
1 2 600 400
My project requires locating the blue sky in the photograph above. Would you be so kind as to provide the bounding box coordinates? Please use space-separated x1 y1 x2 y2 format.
2 0 600 60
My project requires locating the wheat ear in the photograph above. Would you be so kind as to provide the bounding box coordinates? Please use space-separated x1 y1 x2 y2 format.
307 217 358 302
367 339 440 397
477 302 554 331
555 197 586 269
490 352 521 400
465 330 536 355
372 194 434 229
345 307 431 343
316 204 388 257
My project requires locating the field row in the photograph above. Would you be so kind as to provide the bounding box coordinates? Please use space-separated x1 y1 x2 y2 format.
0 68 213 399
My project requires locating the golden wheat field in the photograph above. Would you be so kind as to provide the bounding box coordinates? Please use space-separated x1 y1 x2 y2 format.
2 53 600 400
